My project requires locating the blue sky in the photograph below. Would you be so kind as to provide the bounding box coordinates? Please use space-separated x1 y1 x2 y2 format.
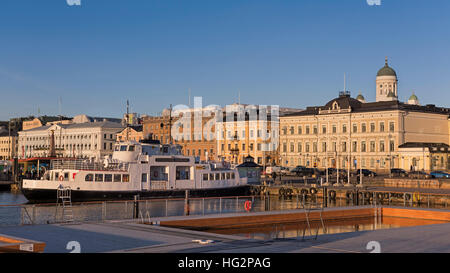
1 0 450 120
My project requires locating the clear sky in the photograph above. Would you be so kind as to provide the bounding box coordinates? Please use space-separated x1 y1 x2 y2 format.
1 0 450 120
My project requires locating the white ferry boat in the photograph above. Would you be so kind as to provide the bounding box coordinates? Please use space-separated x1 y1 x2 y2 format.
21 140 251 203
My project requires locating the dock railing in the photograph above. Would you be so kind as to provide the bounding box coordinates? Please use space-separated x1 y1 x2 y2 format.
2 188 450 226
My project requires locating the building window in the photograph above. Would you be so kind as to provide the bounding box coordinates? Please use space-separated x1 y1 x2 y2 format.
353 124 357 133
352 141 357 152
313 126 318 135
342 124 347 133
313 142 317 153
322 142 327 152
282 127 287 135
290 127 294 135
322 126 326 134
370 123 375 133
305 142 310 153
306 126 310 134
361 123 366 133
283 143 287 153
389 122 395 132
298 143 302 153
390 140 395 152
250 143 254 151
332 125 337 134
290 142 294 152
342 142 347 152
380 122 385 132
361 141 366 152
370 141 375 152
257 143 261 151
380 141 385 152
298 126 302 134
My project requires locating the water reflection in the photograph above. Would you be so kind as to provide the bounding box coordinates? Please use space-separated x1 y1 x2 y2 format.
208 217 449 240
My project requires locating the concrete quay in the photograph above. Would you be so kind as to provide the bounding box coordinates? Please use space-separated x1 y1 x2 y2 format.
1 206 450 253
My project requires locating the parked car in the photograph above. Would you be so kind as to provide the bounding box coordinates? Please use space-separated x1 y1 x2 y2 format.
408 171 431 179
430 171 450 178
355 169 377 177
289 166 306 175
390 168 408 177
280 166 291 175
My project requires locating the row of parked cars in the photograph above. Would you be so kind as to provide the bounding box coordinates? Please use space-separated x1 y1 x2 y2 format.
265 166 450 179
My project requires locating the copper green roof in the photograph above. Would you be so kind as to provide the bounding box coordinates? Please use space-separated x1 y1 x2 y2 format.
409 93 418 100
356 93 365 100
377 57 397 77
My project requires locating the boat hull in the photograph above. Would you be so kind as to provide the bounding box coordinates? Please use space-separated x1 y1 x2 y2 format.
21 185 253 204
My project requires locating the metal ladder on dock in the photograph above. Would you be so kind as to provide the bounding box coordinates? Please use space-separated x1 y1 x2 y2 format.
56 185 74 223
300 201 326 241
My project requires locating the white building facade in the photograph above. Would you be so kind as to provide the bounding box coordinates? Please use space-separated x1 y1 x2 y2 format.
18 121 124 161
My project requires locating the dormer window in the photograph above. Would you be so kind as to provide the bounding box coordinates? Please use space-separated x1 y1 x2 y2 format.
332 101 339 110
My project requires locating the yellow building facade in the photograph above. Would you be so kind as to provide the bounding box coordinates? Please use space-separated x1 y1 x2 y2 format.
279 59 450 173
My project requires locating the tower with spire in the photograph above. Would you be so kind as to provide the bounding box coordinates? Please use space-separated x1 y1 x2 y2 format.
376 57 398 102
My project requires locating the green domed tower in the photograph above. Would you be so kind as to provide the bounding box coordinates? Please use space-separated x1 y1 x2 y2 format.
376 57 398 102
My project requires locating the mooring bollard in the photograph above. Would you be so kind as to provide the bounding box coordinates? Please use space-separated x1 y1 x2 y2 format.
184 190 190 216
133 195 139 219
323 187 328 208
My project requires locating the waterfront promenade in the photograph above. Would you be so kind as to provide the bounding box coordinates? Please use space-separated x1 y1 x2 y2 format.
2 206 450 253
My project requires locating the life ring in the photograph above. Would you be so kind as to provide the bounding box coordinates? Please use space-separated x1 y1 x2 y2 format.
59 175 64 181
244 200 252 212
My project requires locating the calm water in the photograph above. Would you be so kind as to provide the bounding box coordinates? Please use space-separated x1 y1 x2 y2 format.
0 191 349 226
208 217 450 240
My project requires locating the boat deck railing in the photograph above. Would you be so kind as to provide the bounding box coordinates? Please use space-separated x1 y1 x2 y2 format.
50 159 129 171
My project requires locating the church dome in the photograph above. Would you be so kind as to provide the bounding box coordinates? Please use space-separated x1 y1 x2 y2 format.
409 93 418 101
377 57 397 77
356 92 366 103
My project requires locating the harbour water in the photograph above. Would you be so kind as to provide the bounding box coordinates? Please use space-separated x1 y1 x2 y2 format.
0 191 352 226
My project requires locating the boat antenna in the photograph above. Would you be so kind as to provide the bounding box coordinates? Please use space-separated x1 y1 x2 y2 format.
126 99 130 141
169 104 173 144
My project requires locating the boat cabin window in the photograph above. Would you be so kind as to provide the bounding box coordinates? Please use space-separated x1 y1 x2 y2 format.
64 173 69 181
114 145 120 151
231 173 235 179
128 145 135 151
95 174 103 182
150 166 168 181
113 174 121 182
54 172 59 180
221 173 226 180
85 174 94 182
120 145 127 151
142 173 147 182
104 174 113 182
203 174 209 181
122 174 130 182
215 173 220 180
176 166 190 180
226 173 231 180
209 173 214 180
